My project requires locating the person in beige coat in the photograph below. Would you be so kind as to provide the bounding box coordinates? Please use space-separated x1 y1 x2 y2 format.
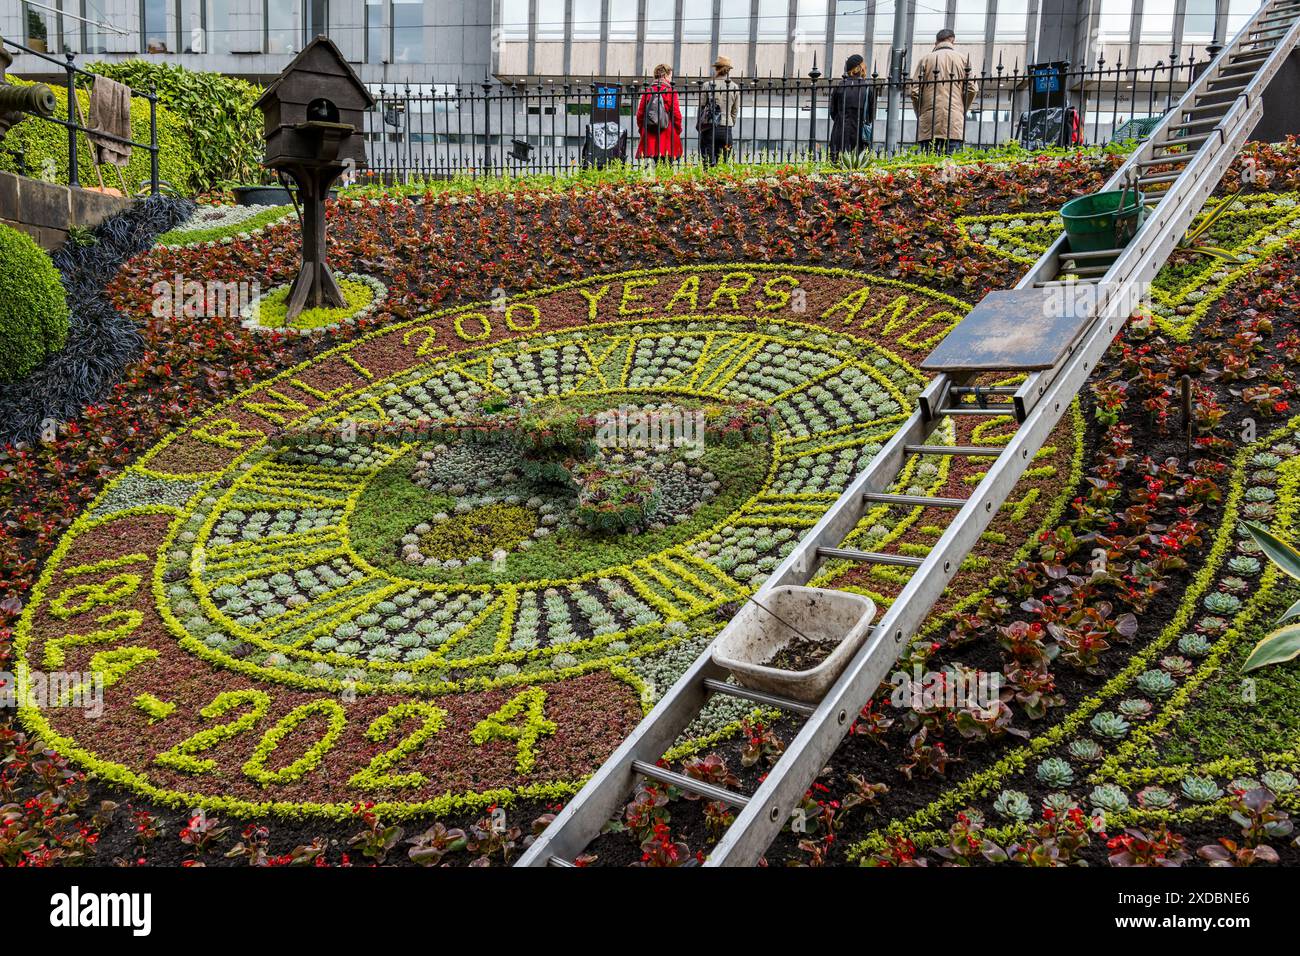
698 56 741 167
909 29 976 154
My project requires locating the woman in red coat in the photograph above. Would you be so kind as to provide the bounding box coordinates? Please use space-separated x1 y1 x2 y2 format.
635 64 684 162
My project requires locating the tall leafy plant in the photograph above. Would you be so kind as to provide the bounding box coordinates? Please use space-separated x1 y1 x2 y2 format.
1241 521 1300 671
85 61 263 192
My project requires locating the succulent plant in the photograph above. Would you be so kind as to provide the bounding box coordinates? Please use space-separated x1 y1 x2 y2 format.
1089 784 1130 815
1135 669 1178 698
1203 591 1242 615
1118 698 1154 720
1160 655 1195 678
1197 616 1230 635
1042 792 1079 814
1136 786 1176 810
1228 777 1261 793
1227 556 1261 576
1261 770 1298 793
1178 633 1212 658
1036 757 1075 789
1180 775 1224 803
1068 738 1105 763
993 789 1034 822
1089 711 1131 740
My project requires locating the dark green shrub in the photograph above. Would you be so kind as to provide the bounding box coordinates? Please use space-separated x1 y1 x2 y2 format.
85 61 263 192
0 223 71 383
0 80 197 195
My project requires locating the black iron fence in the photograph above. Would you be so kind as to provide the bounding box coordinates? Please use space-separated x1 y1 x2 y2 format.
1 38 160 195
361 53 1214 183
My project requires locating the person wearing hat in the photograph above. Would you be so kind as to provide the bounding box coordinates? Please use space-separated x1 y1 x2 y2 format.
829 53 877 162
697 55 740 167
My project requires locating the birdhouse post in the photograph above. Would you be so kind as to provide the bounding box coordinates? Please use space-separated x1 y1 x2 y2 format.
254 36 375 321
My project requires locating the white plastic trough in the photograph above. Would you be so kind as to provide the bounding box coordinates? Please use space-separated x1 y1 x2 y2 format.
711 586 877 704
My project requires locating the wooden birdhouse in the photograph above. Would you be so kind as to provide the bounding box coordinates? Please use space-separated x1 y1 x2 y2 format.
255 35 375 168
253 35 375 322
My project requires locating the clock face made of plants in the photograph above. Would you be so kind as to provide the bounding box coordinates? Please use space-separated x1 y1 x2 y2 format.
16 264 1073 820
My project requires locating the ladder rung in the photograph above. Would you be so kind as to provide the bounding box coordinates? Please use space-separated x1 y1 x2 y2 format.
1139 171 1184 185
817 547 925 568
941 405 1016 416
1204 77 1252 90
1228 51 1271 61
1061 246 1124 260
1136 152 1196 166
632 760 751 807
1181 102 1231 114
1217 63 1265 75
548 855 576 867
905 444 1000 457
1156 134 1212 149
863 491 967 509
702 678 816 716
950 386 1018 395
1033 277 1103 286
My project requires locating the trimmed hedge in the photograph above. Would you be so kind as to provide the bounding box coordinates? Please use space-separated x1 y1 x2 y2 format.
86 61 263 194
0 79 197 195
0 195 193 444
0 223 71 383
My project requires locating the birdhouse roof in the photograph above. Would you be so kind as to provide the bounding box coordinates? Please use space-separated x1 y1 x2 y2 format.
255 36 376 110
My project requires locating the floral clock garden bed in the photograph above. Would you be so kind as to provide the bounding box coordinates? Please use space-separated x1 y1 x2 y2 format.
3 144 1300 866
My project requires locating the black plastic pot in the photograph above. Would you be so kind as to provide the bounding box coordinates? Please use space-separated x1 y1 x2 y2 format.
232 185 340 206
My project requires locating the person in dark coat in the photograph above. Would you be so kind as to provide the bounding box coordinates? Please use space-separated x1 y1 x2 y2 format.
829 54 877 161
636 64 684 162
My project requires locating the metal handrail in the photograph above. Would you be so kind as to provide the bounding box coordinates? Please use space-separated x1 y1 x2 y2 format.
1 36 160 194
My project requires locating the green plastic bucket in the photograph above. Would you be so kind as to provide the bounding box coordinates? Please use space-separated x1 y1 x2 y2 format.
1060 189 1146 253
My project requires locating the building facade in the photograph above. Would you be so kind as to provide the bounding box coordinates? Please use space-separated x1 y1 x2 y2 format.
5 0 1266 84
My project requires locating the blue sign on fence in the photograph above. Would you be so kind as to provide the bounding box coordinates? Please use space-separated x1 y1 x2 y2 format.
1032 69 1061 94
595 86 620 111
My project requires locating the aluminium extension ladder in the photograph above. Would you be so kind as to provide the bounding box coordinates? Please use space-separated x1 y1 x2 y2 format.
518 0 1300 867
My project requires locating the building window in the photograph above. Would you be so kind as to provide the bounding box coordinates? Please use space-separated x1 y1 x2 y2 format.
995 0 1031 41
720 0 752 40
366 0 384 62
1141 0 1177 43
81 0 108 53
23 1 54 52
180 0 204 53
795 0 828 44
609 0 639 41
954 0 988 45
391 0 422 63
266 0 299 55
913 5 947 47
573 0 601 39
873 0 896 41
1183 0 1218 42
537 0 566 39
143 0 170 53
684 0 711 40
645 0 676 41
1096 0 1130 41
833 1 867 44
306 0 328 42
757 0 787 38
500 0 530 40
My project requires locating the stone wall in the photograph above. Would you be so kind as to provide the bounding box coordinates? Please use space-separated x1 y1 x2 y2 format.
0 171 131 250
